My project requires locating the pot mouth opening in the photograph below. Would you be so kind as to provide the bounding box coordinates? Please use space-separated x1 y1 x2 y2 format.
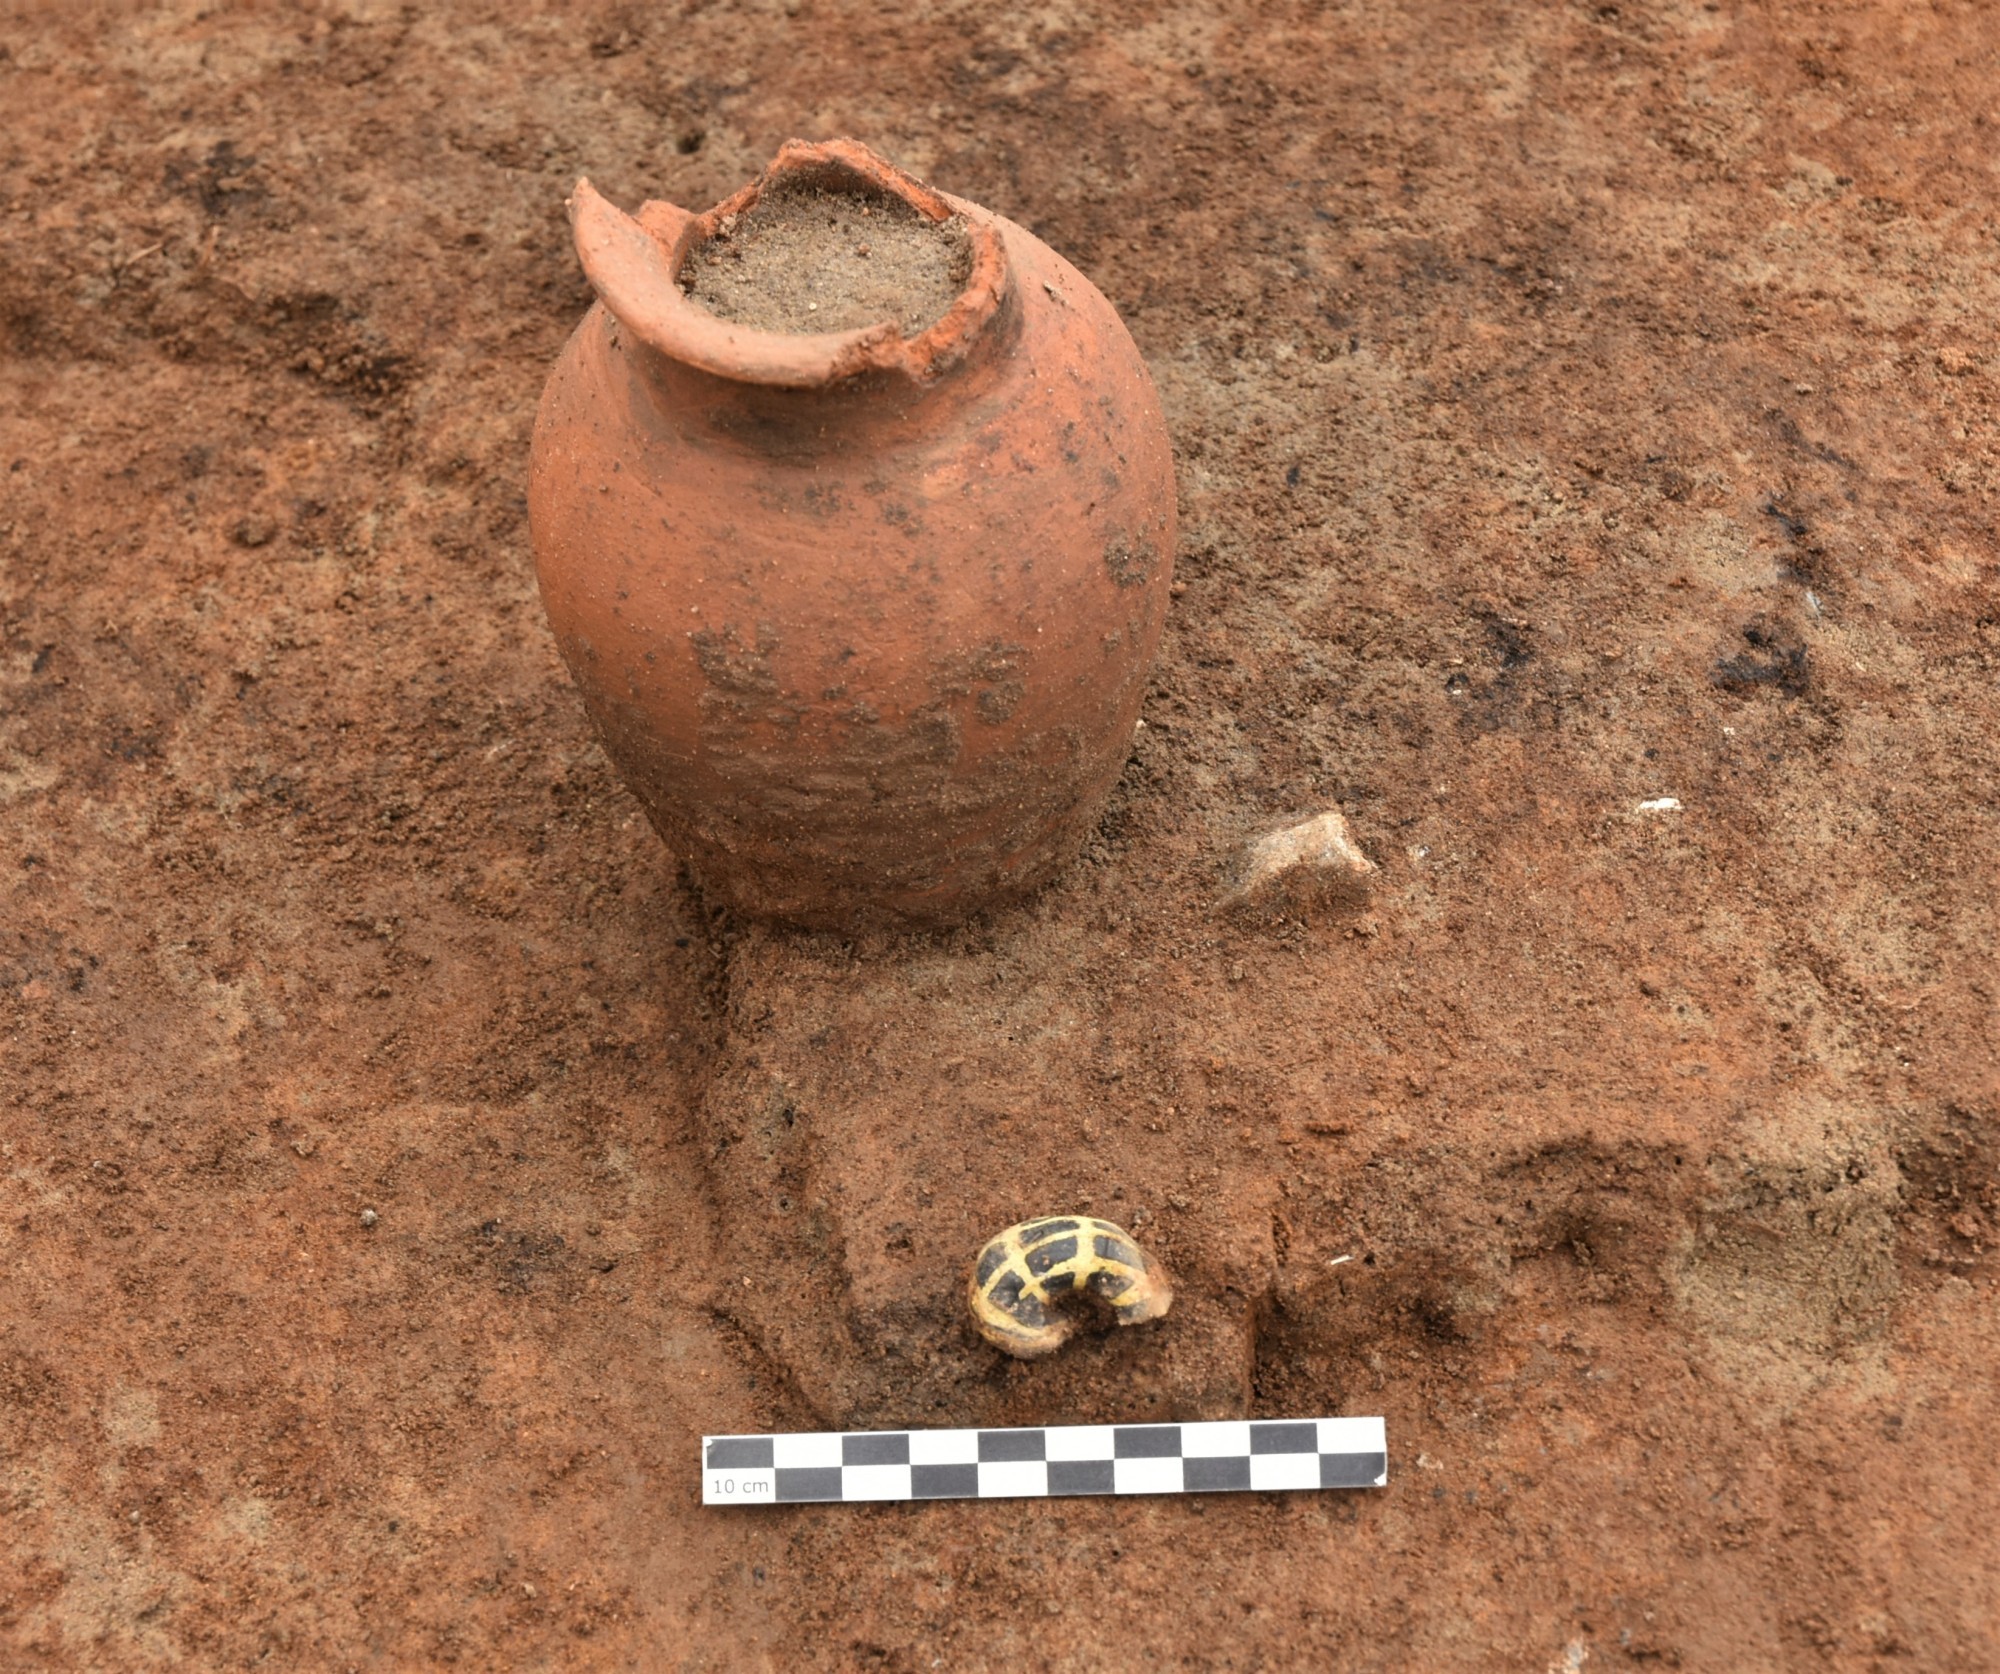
678 166 975 343
571 139 1011 390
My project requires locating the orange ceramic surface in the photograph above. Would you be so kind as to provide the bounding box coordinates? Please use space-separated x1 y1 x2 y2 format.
528 139 1176 929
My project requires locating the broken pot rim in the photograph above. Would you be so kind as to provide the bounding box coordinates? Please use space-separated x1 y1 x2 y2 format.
569 137 1012 391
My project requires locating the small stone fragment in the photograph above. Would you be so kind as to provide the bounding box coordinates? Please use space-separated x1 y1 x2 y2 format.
1219 809 1375 918
359 1208 379 1229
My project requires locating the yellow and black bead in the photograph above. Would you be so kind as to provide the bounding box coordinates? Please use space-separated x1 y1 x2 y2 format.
967 1215 1173 1357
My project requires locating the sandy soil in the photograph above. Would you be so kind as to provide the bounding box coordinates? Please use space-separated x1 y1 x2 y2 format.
681 182 970 337
3 2 1997 1668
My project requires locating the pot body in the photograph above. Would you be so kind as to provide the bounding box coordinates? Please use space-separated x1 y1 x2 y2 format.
529 173 1175 929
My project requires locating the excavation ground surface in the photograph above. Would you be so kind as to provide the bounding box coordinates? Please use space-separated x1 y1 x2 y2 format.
3 3 1997 1669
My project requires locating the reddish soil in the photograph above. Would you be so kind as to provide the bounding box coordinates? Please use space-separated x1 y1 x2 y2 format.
3 3 1997 1669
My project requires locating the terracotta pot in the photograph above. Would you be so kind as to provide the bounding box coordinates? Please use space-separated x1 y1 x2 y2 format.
528 139 1176 929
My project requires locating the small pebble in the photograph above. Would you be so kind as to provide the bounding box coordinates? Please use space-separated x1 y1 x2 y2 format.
1219 808 1375 919
360 1208 379 1229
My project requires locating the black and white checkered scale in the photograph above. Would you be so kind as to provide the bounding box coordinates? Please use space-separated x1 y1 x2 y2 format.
702 1417 1386 1504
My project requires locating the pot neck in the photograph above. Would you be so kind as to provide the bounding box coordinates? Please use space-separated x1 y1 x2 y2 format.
569 139 1013 397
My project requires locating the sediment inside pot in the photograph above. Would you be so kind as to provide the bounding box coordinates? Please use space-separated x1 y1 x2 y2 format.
678 182 973 338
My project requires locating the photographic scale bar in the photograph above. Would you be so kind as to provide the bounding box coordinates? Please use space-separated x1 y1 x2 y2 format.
703 1416 1386 1505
